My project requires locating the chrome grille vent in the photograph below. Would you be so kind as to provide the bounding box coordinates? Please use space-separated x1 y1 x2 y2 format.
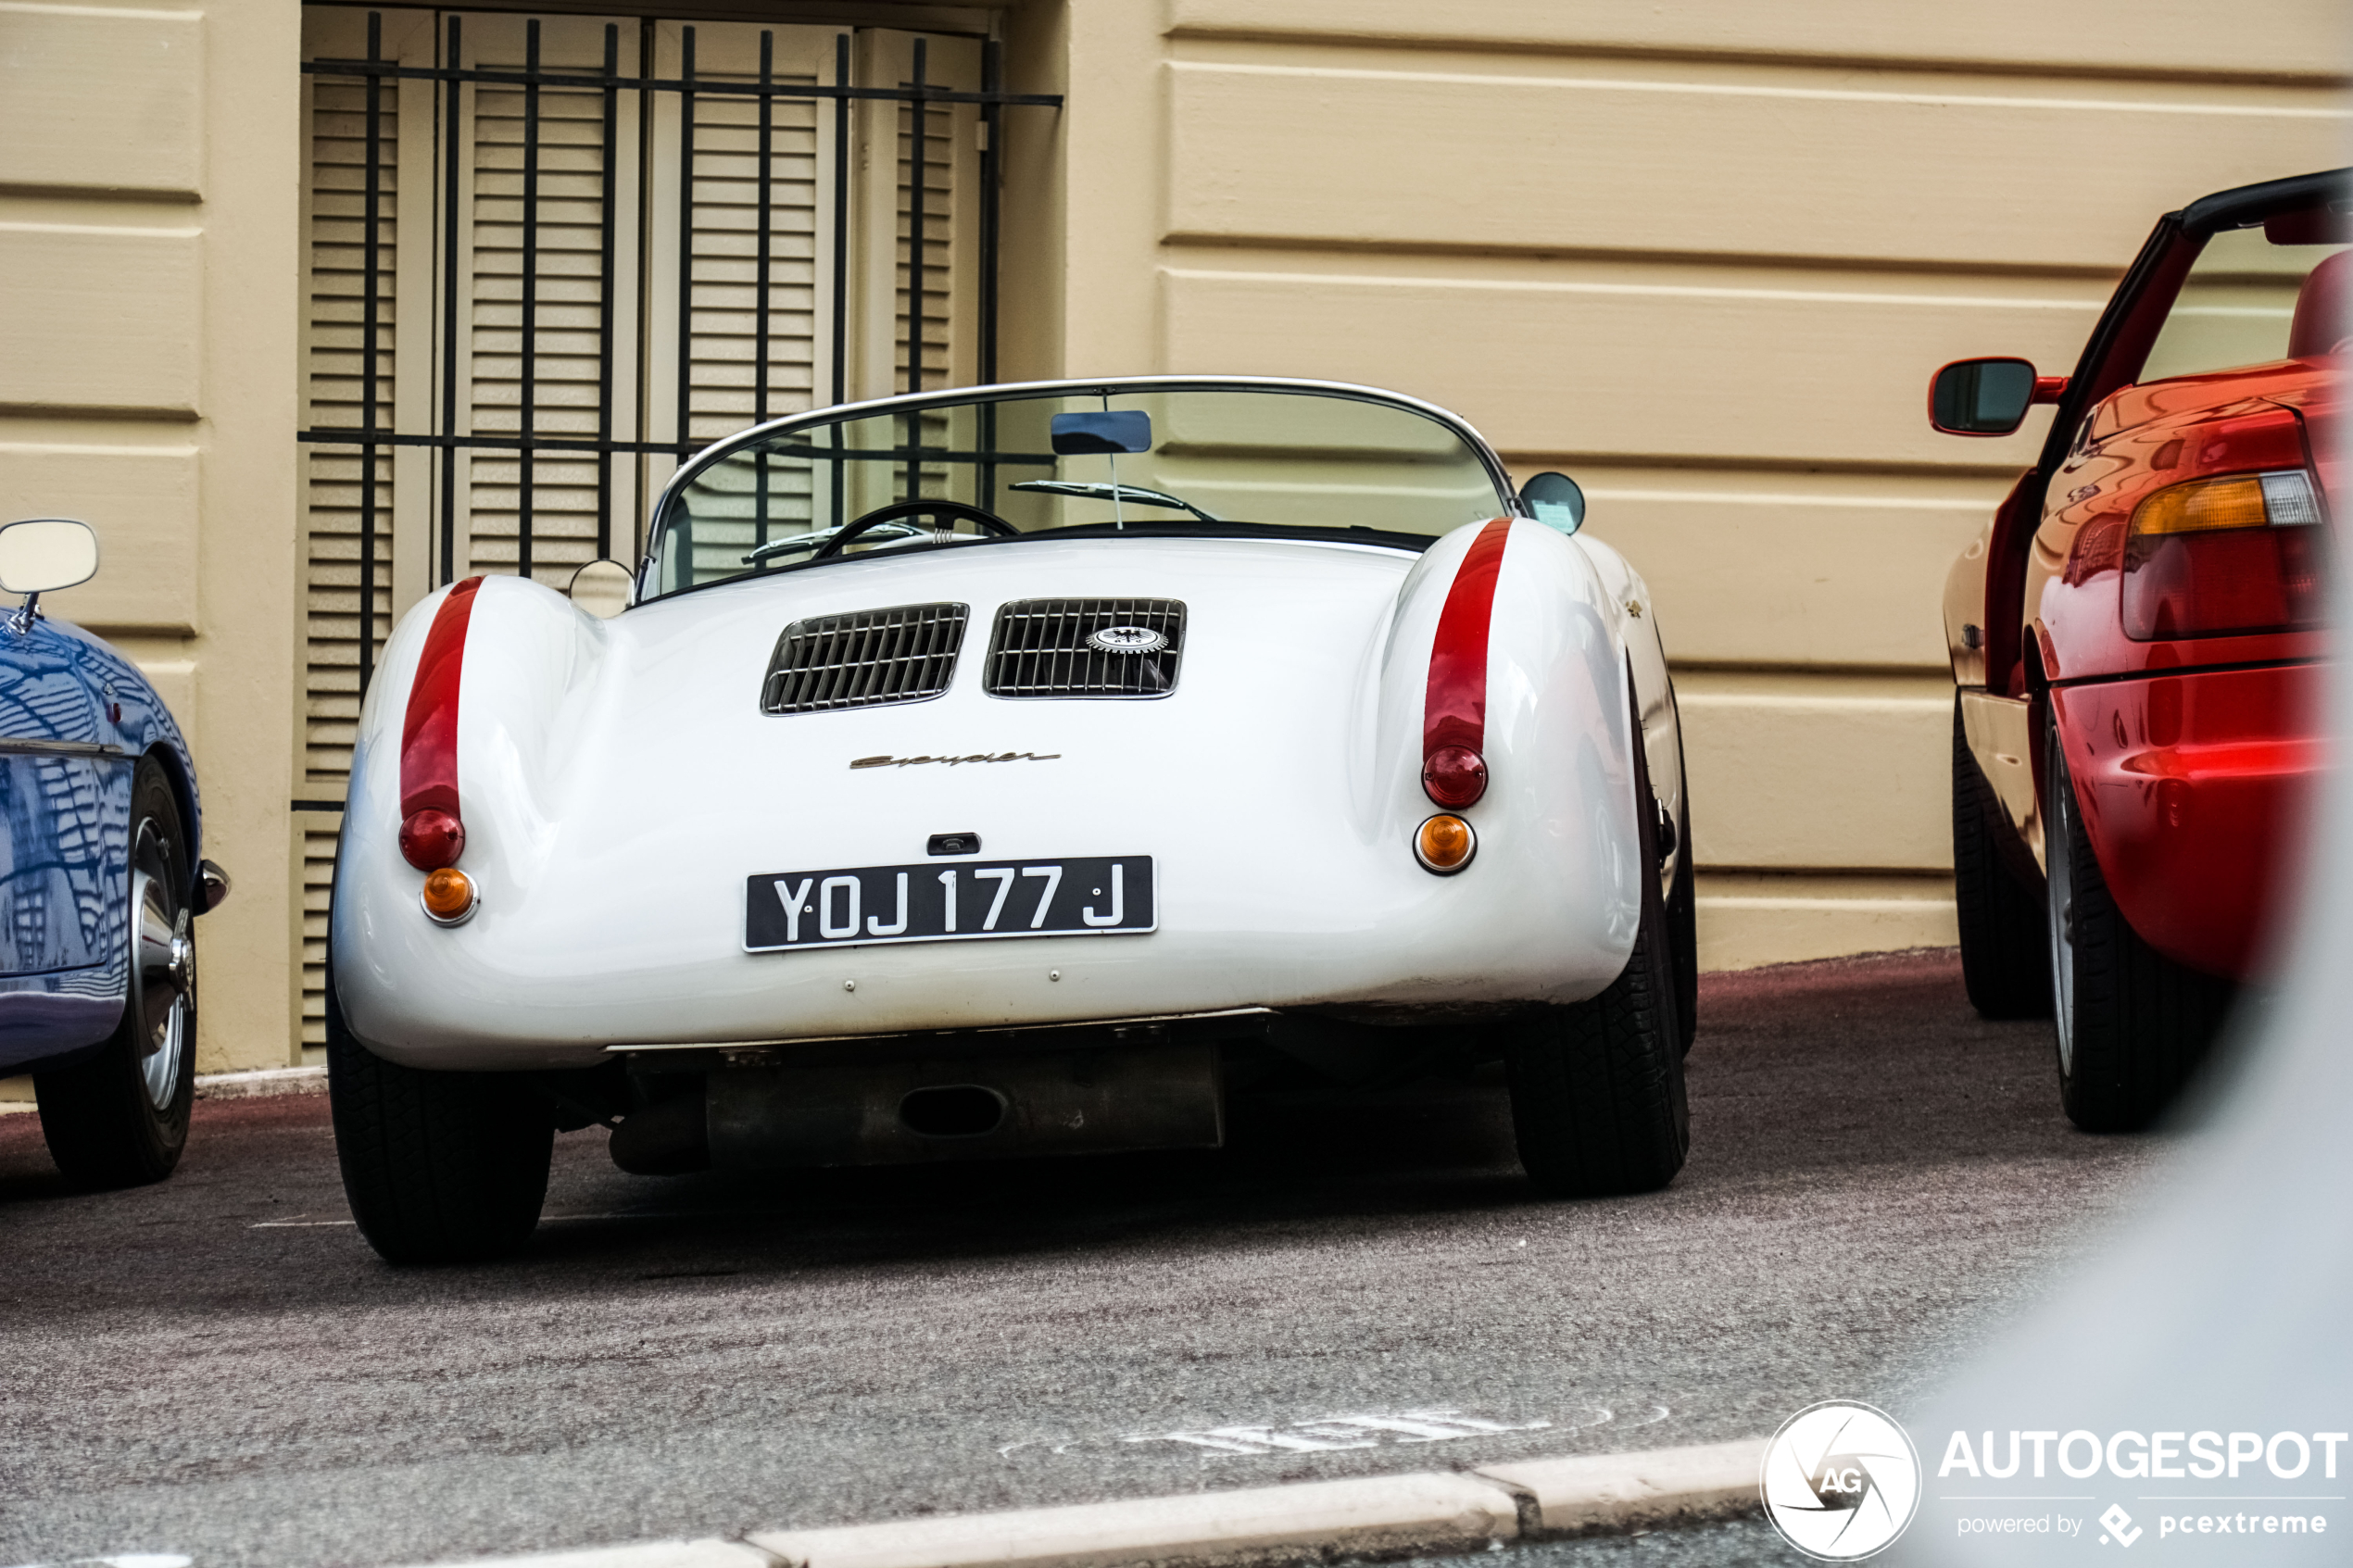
761 602 969 714
985 598 1187 698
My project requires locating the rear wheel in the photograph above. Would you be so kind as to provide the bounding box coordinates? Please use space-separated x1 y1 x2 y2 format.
2045 706 2232 1131
34 759 196 1187
327 975 553 1264
1506 712 1690 1197
1666 791 1696 1056
1952 696 2051 1020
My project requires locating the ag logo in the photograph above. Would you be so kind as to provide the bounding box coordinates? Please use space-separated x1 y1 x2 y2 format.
1760 1400 1921 1561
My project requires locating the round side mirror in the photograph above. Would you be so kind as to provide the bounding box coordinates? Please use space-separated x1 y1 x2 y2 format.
1929 357 2039 436
568 558 635 620
1521 471 1586 533
0 518 99 596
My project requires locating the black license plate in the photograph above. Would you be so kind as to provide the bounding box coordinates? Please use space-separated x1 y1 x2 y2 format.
745 856 1155 951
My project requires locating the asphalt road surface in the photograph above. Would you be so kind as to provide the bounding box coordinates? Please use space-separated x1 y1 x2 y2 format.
0 951 2171 1568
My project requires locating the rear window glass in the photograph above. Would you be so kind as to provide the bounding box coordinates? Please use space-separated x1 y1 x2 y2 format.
2140 226 2350 383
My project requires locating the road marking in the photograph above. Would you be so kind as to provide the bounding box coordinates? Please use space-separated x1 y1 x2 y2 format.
1126 1409 1554 1456
6 1555 194 1568
1000 1404 1667 1463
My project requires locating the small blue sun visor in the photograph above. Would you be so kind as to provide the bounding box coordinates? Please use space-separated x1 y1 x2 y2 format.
1051 409 1152 455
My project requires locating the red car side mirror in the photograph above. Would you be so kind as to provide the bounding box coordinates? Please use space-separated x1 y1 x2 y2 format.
1929 358 2067 436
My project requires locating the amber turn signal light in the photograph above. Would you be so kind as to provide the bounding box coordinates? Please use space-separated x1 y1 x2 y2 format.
1421 745 1488 808
420 866 479 926
1415 813 1477 875
400 808 466 871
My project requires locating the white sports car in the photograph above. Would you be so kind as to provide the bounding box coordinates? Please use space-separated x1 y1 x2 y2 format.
328 377 1694 1263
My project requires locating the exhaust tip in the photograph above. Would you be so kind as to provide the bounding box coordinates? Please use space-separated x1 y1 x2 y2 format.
899 1084 1008 1139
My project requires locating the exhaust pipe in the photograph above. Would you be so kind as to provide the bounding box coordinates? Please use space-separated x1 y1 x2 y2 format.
703 1042 1222 1169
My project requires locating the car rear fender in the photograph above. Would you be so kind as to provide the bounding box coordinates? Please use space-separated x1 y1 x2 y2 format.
345 572 614 921
1371 517 1645 956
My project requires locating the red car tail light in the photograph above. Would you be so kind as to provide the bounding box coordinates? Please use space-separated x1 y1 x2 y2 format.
1422 745 1488 808
399 808 465 871
2123 470 2330 640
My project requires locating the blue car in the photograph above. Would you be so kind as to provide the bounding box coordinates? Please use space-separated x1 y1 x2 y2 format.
0 518 225 1186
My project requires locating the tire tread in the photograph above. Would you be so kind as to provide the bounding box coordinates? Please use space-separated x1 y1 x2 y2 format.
327 982 553 1264
2052 752 2233 1131
1952 697 2052 1020
33 758 194 1188
1506 689 1691 1198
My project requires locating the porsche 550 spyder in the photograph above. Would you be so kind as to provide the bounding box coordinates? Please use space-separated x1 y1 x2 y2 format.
1931 168 2343 1131
327 377 1694 1263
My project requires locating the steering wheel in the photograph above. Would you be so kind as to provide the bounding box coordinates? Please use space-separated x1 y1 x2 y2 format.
812 499 1020 560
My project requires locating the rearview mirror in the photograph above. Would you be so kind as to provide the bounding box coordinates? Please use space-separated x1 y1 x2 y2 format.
1051 410 1152 455
1521 471 1586 533
1929 358 2041 436
0 518 99 596
568 558 634 619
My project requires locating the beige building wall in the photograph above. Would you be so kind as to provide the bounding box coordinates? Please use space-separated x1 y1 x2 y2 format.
1 0 2343 1093
1 0 302 1091
1000 0 2350 970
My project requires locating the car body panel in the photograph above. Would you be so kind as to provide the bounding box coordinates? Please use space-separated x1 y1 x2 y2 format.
335 516 1677 1070
2027 359 2331 686
0 613 200 1074
1958 688 2041 876
1944 169 2343 982
2051 662 2322 977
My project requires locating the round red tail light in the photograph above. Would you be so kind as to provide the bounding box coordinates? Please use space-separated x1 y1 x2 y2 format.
1422 745 1488 808
399 808 466 871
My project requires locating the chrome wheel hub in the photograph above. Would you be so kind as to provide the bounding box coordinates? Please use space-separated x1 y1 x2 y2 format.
130 832 194 1112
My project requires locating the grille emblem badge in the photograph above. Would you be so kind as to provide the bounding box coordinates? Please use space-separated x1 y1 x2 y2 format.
1086 625 1168 654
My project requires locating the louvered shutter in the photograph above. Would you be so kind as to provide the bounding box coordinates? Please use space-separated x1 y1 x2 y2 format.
453 13 644 589
295 7 988 1054
298 6 434 1047
880 31 980 398
641 19 843 583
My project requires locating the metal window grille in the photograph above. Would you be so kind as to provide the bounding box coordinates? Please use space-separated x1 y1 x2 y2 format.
985 599 1188 698
298 12 1060 701
761 601 969 713
293 11 1059 1050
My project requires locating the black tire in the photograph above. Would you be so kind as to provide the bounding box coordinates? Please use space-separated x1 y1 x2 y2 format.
2045 705 2233 1132
34 758 196 1188
1952 695 2052 1020
1667 788 1697 1057
326 974 554 1264
1505 708 1691 1198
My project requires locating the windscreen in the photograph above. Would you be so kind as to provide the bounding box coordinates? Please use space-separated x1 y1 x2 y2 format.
647 386 1506 598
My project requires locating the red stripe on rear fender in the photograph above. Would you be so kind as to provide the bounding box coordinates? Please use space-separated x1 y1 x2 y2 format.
1424 519 1513 758
400 577 484 821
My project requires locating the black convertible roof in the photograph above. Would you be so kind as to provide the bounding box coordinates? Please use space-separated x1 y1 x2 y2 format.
2179 167 2353 236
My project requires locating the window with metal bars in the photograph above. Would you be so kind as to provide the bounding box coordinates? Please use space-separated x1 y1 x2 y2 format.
292 6 1059 1046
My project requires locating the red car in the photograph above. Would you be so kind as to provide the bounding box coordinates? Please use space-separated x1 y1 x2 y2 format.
1933 168 2343 1131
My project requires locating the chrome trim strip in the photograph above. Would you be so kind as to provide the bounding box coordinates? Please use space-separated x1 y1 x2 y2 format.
0 738 125 759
